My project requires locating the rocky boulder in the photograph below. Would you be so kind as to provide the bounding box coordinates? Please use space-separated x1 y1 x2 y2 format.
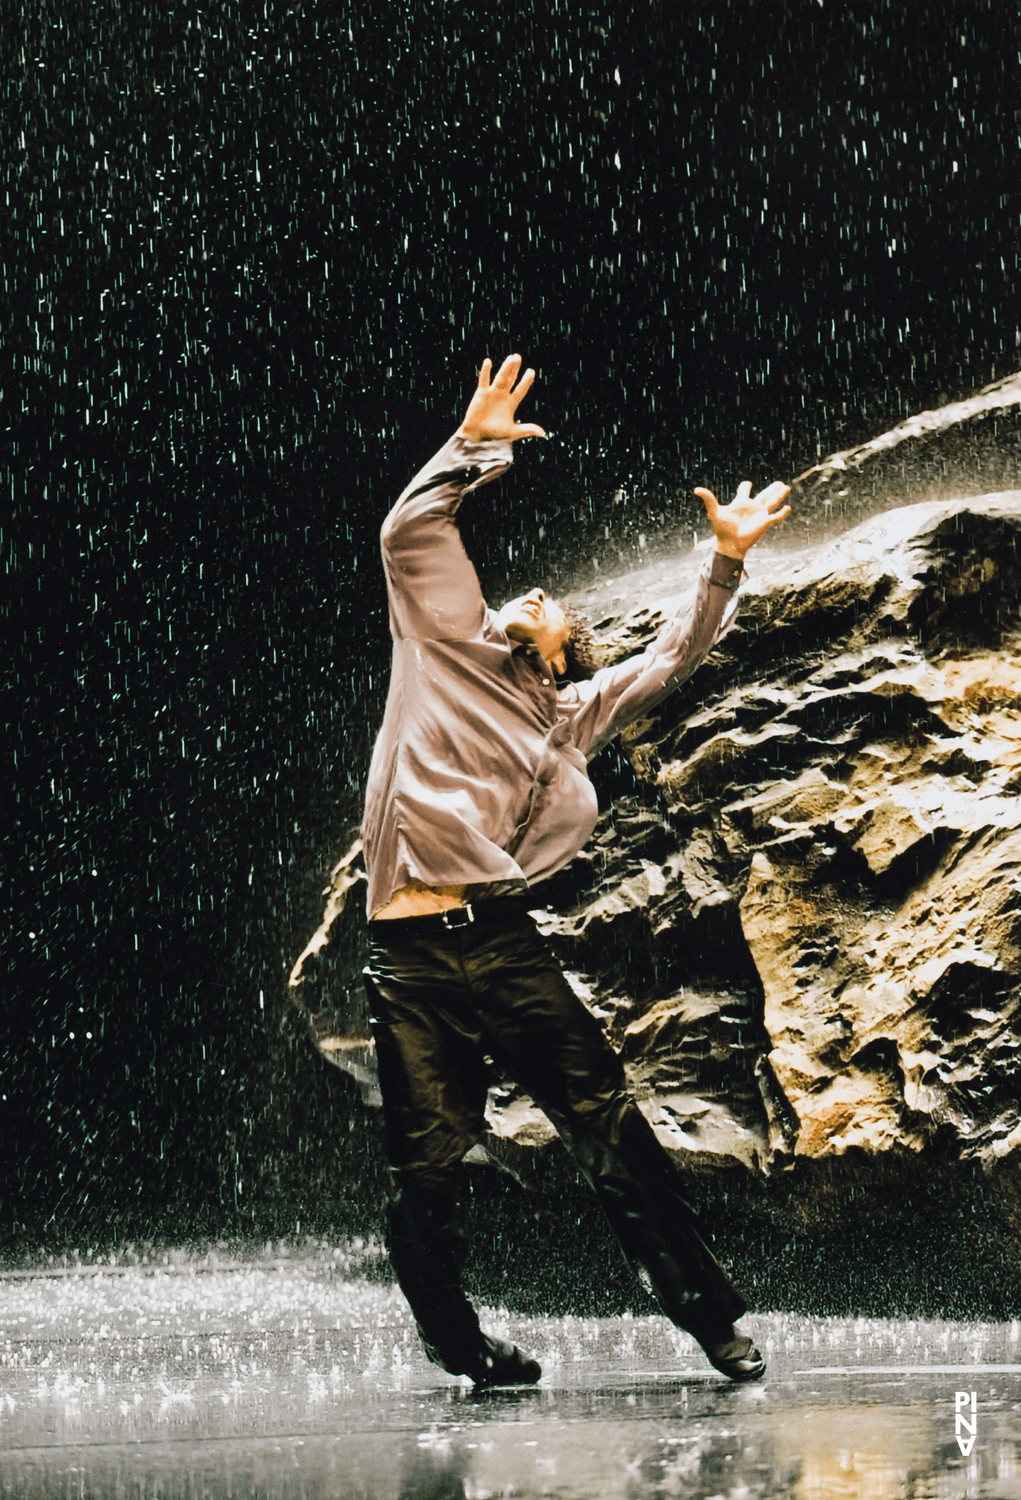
536 495 1021 1184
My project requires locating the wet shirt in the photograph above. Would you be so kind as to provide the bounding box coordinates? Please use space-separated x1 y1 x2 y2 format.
361 433 744 918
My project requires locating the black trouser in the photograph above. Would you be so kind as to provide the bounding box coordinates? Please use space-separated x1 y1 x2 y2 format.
363 900 746 1371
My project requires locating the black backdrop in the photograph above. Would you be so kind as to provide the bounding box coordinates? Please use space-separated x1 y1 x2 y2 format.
3 0 1019 1263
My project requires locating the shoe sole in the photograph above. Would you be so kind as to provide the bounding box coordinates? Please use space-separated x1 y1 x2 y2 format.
472 1364 542 1389
709 1357 766 1382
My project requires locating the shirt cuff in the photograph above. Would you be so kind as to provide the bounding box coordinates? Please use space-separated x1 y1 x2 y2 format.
708 551 746 593
449 432 515 486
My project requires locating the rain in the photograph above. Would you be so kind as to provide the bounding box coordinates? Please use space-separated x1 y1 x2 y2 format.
3 2 1020 1495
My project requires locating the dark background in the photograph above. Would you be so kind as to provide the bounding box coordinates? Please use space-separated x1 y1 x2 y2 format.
3 0 1019 1301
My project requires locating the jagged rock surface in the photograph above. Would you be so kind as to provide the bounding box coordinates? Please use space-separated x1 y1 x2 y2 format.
524 493 1021 1182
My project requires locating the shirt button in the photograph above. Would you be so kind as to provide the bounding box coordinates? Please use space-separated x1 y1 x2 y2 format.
542 678 550 686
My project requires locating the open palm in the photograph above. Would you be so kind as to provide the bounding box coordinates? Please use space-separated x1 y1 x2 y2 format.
695 480 792 560
458 354 547 443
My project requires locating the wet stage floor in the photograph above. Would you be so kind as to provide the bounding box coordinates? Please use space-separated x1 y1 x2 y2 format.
2 1248 1020 1499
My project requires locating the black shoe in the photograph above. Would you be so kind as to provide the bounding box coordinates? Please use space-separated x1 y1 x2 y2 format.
679 1299 766 1383
462 1334 542 1388
701 1333 766 1382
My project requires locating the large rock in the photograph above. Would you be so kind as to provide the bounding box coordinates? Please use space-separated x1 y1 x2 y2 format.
540 494 1021 1174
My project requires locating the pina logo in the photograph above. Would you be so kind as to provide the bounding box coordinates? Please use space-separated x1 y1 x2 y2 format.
955 1391 977 1456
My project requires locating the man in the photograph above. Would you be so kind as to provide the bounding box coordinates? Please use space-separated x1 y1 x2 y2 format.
362 354 791 1387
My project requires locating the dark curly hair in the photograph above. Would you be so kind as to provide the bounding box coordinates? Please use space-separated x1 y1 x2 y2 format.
556 604 600 682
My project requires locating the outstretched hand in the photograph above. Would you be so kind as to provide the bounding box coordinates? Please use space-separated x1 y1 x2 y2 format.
694 480 792 561
457 354 547 443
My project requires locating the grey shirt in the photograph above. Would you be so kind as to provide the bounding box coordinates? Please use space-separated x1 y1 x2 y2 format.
361 433 744 918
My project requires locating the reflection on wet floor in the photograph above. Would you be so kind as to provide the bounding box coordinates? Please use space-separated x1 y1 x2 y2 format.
2 1250 1019 1498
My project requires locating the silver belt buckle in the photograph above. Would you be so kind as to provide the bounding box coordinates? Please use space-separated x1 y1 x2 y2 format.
441 904 475 929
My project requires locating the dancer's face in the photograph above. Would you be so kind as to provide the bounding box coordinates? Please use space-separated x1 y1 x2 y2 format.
496 588 570 673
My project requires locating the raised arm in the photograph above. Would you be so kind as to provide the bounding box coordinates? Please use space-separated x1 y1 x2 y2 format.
380 355 545 642
567 477 791 757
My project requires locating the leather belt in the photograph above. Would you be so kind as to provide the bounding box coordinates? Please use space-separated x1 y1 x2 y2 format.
369 896 532 938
